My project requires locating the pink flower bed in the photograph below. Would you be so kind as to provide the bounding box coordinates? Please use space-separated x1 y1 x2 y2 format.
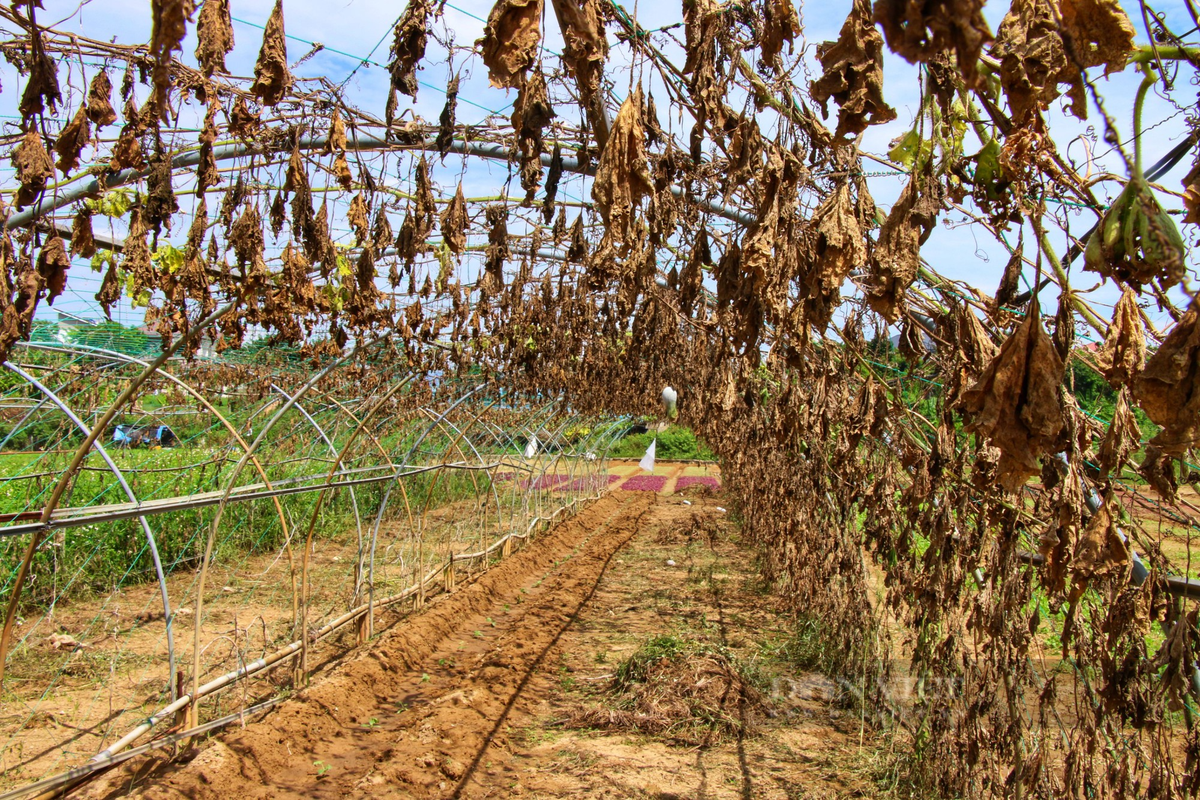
620 474 668 492
607 474 623 484
561 475 607 492
674 476 721 492
519 473 570 490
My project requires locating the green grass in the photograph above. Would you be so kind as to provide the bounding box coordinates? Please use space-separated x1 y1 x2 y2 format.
609 425 714 460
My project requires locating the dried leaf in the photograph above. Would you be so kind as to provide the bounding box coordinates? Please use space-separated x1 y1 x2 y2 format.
437 75 460 159
802 184 864 330
229 203 264 269
228 96 261 136
328 109 348 152
144 146 179 232
121 209 155 297
1060 0 1135 74
543 144 563 222
1094 288 1145 389
20 50 61 120
873 0 992 86
591 87 652 250
478 0 543 89
761 0 801 65
1097 389 1139 481
1139 444 1178 501
513 71 555 202
994 0 1077 120
811 0 897 142
109 124 145 173
961 301 1067 492
866 166 939 322
150 0 195 115
251 0 292 107
195 0 235 76
995 240 1024 310
2 258 43 357
484 204 509 291
333 152 353 191
12 130 54 209
54 105 90 175
70 208 96 259
85 71 118 128
566 214 588 262
348 193 370 246
1134 305 1200 456
680 228 710 316
946 302 998 404
1073 496 1129 579
372 208 393 254
36 235 70 305
550 0 608 103
390 0 431 99
197 97 220 192
1185 160 1200 225
440 184 468 256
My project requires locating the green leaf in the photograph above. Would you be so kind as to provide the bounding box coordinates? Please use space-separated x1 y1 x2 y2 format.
151 243 185 274
888 129 922 169
85 188 138 219
90 249 116 273
972 139 1009 201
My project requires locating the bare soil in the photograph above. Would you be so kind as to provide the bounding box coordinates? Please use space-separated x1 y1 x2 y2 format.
75 490 873 800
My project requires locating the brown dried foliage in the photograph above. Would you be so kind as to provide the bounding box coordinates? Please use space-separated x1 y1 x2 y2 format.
251 0 292 106
592 87 653 251
390 0 431 99
12 130 53 209
150 0 194 115
961 302 1066 491
479 0 543 89
811 0 896 141
550 0 608 103
865 166 940 322
1134 305 1200 456
873 0 992 86
195 0 235 76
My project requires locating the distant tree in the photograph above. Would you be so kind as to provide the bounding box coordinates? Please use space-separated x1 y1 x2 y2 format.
70 320 153 355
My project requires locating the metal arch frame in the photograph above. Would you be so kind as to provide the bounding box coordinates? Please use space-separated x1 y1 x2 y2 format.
291 384 415 611
187 338 373 724
413 402 502 543
20 341 306 636
0 302 235 688
269 384 365 589
363 383 490 613
0 320 634 783
0 361 178 701
525 411 591 518
295 373 419 669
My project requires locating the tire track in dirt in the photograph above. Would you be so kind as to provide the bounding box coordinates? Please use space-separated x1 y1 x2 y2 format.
82 491 657 800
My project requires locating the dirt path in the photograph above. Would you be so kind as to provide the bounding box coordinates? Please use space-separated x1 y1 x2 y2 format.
82 491 870 800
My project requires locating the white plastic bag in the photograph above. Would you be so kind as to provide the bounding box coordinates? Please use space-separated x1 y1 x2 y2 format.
639 437 657 473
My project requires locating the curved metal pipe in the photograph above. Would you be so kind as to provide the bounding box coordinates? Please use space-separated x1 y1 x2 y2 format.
22 341 304 636
1 361 177 701
0 302 235 689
